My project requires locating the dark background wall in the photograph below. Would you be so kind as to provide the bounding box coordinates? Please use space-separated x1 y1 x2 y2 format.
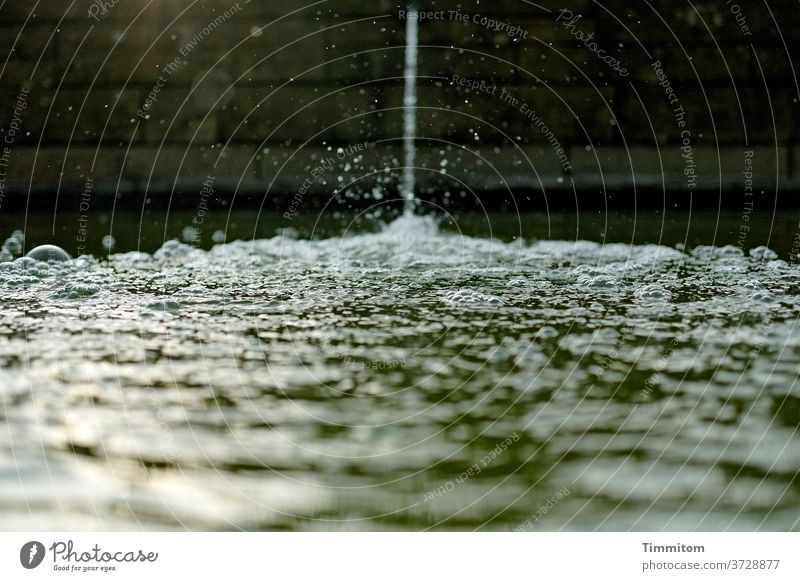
0 0 798 214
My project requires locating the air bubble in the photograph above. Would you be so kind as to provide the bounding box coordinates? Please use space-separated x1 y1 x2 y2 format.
26 245 71 262
444 289 502 305
750 246 778 260
634 284 672 301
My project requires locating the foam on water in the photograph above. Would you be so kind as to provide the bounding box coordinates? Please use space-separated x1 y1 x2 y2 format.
1 215 800 530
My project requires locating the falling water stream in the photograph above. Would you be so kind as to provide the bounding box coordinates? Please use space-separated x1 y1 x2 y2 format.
400 5 419 213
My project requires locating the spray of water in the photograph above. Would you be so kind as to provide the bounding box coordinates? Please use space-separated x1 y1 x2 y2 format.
400 6 419 214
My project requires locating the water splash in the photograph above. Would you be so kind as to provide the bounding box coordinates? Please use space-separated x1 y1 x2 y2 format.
400 6 419 214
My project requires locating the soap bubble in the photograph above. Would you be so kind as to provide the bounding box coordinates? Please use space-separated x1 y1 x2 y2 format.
26 245 71 262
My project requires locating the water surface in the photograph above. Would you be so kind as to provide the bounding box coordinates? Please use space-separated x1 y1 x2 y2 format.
1 211 799 530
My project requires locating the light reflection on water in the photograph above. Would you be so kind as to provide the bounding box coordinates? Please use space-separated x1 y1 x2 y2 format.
1 212 799 531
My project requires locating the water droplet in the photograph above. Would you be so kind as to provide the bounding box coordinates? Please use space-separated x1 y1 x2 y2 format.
182 226 199 243
3 237 22 256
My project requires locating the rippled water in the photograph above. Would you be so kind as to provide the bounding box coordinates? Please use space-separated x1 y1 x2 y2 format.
1 212 799 531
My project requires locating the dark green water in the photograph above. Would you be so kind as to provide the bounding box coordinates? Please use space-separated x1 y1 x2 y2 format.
1 210 799 530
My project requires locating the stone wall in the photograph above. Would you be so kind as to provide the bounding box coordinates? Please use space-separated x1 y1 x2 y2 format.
0 0 798 212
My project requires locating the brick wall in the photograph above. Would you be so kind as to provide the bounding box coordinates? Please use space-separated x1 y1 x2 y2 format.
0 0 798 212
